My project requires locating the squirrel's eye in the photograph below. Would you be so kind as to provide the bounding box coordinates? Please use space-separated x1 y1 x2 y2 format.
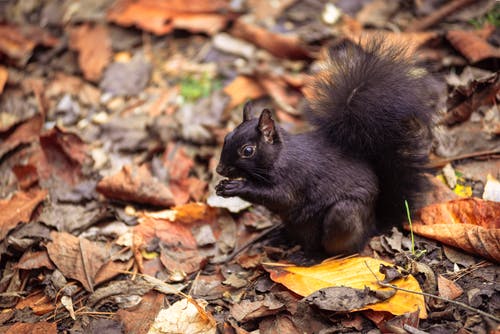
241 145 256 158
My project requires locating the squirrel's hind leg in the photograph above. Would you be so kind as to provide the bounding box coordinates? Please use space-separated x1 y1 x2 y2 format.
322 200 376 255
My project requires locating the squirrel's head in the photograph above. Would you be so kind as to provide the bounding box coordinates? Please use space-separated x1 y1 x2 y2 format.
216 102 281 183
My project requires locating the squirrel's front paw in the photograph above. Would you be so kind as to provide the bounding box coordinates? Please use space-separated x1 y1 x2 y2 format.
216 179 246 197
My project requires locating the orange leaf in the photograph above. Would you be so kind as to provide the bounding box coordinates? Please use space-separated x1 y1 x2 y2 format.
97 164 175 207
406 198 500 262
223 76 266 110
264 257 427 318
0 188 47 241
230 19 310 60
0 65 7 94
447 27 500 63
5 321 56 334
69 24 112 82
0 114 43 160
107 0 231 35
437 275 463 300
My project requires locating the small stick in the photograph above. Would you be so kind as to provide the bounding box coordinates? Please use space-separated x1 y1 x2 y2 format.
427 148 500 168
406 0 476 32
364 261 500 323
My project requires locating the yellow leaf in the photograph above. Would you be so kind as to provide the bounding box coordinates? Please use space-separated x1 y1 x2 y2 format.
453 184 472 197
264 256 427 318
141 249 159 260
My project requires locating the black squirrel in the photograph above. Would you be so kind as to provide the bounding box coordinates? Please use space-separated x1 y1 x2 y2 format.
215 40 434 255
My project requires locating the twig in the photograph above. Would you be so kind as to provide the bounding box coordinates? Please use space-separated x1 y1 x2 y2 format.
406 0 477 32
210 222 284 264
364 261 500 323
428 148 500 168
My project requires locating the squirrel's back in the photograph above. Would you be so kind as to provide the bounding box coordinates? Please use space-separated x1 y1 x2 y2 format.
306 40 435 229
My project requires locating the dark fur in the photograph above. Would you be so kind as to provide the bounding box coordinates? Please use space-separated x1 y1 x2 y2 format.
216 41 434 255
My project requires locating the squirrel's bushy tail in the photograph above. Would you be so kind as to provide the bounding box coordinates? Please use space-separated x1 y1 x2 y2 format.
306 40 434 229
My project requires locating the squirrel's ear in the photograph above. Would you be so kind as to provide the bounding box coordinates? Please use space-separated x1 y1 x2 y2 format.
258 109 278 144
242 101 253 122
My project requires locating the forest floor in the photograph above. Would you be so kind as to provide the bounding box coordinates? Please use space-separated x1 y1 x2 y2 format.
0 0 499 333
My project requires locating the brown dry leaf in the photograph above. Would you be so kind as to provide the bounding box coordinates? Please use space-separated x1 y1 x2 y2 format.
340 17 437 56
115 291 164 334
437 275 463 300
406 198 500 262
34 127 91 185
160 247 207 275
107 0 231 35
0 188 48 242
17 250 55 270
447 27 500 63
15 290 57 315
12 164 39 190
4 321 57 334
0 65 7 94
230 19 310 60
135 214 196 251
223 76 266 110
69 24 112 82
264 257 427 318
163 144 207 205
231 295 286 322
134 203 217 274
46 231 108 291
259 314 301 334
0 24 58 66
0 114 43 160
94 258 134 286
97 164 175 207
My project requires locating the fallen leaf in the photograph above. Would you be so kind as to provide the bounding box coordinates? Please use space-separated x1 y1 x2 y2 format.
97 164 175 207
46 231 109 291
305 286 396 311
12 164 39 190
259 314 301 334
340 16 437 56
163 144 207 205
0 188 48 242
0 114 43 160
116 291 165 334
0 65 7 94
15 291 56 315
4 321 57 334
100 57 152 96
223 75 266 110
437 275 463 300
264 257 427 318
160 247 207 275
94 258 134 285
231 294 285 322
230 19 310 60
0 24 58 66
17 250 55 270
447 27 500 63
148 298 216 334
69 24 112 82
108 0 231 35
406 198 500 262
33 127 91 186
